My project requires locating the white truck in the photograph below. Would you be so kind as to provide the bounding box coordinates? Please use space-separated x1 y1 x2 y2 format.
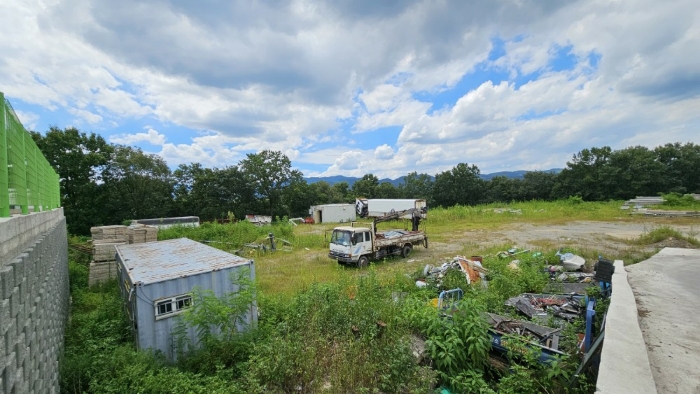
328 209 428 267
355 198 427 219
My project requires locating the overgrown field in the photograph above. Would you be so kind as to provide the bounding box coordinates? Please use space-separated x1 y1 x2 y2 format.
61 200 699 393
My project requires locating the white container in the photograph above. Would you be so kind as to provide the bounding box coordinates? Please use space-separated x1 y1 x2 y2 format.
309 203 356 223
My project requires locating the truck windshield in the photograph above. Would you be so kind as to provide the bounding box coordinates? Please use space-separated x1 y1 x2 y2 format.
330 230 352 246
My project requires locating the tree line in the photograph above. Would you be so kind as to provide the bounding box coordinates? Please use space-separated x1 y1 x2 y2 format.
32 127 700 235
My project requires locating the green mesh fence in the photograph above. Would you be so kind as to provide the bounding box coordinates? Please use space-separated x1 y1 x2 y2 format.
1 91 61 217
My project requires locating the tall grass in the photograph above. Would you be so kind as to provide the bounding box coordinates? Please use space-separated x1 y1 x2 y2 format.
660 192 700 210
158 221 326 251
428 199 624 229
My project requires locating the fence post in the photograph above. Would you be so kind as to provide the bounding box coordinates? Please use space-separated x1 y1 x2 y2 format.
18 119 28 214
0 92 9 217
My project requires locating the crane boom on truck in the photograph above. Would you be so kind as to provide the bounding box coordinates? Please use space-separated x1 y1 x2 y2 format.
328 208 427 267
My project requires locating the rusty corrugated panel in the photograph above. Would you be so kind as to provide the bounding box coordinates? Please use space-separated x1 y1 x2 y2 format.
116 238 251 285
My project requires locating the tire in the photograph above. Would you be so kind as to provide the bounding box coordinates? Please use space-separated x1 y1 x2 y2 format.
423 237 429 248
401 245 412 258
357 256 369 268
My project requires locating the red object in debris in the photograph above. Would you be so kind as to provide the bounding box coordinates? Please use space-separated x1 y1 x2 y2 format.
304 217 315 224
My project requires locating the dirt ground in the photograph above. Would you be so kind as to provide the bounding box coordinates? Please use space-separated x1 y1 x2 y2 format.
421 221 700 265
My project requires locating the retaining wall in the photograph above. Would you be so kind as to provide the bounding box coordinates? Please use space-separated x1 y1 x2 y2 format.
0 208 68 393
595 260 657 394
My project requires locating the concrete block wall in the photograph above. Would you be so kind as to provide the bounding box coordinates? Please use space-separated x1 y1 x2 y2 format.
0 209 69 394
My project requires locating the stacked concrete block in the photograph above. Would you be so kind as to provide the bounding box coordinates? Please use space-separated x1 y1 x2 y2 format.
92 242 124 262
89 224 157 286
127 224 158 244
88 261 118 287
90 225 128 243
0 210 69 394
89 225 127 287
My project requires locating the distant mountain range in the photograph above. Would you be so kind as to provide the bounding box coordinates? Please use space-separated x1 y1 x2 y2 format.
305 169 563 186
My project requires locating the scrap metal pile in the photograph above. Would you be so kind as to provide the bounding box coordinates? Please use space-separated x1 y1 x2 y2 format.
485 313 565 358
506 293 585 323
419 255 489 287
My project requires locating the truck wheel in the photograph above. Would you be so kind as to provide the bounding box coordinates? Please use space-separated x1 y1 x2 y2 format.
357 256 369 268
401 245 412 258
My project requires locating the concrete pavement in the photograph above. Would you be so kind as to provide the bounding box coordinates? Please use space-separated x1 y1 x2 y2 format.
596 260 657 394
627 248 700 394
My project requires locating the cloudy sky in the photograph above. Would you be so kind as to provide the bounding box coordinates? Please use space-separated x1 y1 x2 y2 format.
2 0 699 178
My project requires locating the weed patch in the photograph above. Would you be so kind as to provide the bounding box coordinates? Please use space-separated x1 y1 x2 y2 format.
631 225 700 247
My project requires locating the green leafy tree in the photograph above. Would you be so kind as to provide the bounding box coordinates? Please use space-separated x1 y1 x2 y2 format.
485 176 521 203
519 171 557 201
173 163 207 216
398 172 434 203
239 150 303 219
553 146 612 200
351 174 379 199
31 127 113 234
375 182 399 199
176 269 256 348
329 181 351 203
308 181 332 205
655 142 700 193
599 146 666 199
282 179 316 218
432 163 486 207
181 166 258 220
102 146 174 222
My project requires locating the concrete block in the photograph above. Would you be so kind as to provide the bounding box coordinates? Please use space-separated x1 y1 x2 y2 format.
9 254 27 286
1 299 9 333
0 266 14 299
14 333 25 365
21 355 29 381
4 352 15 389
14 368 25 394
16 278 24 305
9 287 19 318
17 303 26 331
2 366 11 394
4 320 16 355
28 305 36 323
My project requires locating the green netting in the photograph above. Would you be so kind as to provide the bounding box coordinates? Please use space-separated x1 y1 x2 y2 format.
0 94 8 217
1 91 61 217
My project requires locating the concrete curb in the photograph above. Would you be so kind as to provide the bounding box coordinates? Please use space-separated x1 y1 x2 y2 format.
596 260 657 394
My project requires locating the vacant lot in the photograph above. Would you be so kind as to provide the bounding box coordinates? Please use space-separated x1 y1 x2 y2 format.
244 203 700 295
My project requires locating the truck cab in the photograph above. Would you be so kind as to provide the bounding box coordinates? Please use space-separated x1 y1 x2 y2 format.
328 226 373 265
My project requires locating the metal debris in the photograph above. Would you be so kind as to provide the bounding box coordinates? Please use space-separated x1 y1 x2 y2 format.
506 293 585 323
497 247 531 259
422 255 488 287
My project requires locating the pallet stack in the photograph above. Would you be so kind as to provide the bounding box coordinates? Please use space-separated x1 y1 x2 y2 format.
88 224 159 286
128 223 159 244
89 225 128 286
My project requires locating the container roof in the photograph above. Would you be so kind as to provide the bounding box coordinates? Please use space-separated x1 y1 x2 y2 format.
133 216 199 225
116 238 251 285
